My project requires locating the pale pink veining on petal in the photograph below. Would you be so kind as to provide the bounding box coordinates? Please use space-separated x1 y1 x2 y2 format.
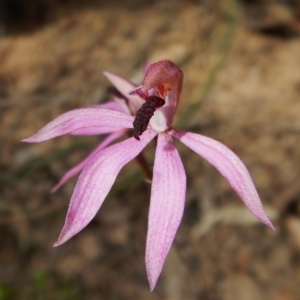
103 71 144 113
51 129 128 193
49 70 144 193
22 108 133 143
172 129 275 230
54 129 157 246
146 132 186 291
70 126 120 136
71 100 127 135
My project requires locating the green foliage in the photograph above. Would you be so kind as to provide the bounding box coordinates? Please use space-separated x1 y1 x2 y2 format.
0 270 79 300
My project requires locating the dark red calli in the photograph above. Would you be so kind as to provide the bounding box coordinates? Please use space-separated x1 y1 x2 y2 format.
133 96 165 140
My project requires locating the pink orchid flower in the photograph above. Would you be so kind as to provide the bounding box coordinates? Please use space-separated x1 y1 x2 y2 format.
51 71 144 192
23 60 275 291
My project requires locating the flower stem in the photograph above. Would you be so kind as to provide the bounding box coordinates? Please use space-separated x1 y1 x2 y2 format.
126 132 153 181
134 152 152 182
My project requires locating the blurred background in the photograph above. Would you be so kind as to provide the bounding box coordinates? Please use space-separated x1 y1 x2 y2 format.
1 0 300 299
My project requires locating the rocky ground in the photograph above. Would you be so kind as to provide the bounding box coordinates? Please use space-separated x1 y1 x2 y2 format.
1 0 300 299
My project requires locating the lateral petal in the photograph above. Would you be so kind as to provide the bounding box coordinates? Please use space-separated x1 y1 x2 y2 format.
70 127 120 136
70 101 127 135
103 71 144 112
51 129 128 193
22 108 133 143
146 133 186 291
172 130 275 230
54 129 157 246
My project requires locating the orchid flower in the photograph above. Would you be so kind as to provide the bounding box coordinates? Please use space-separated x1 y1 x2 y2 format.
23 60 275 291
51 72 144 192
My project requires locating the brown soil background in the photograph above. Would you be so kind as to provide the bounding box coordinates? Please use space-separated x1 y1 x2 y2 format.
1 0 300 299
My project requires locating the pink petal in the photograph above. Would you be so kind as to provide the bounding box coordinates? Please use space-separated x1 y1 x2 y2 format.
146 132 186 291
70 101 128 135
71 96 137 135
22 108 133 143
51 129 128 193
53 129 157 246
70 127 119 136
70 97 131 135
103 71 144 112
113 98 131 115
172 130 275 230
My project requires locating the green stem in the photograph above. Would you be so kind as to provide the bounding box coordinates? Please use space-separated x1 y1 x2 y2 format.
134 152 152 181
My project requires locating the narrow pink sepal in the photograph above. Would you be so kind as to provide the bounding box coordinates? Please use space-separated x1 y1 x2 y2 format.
172 130 275 231
70 127 120 136
103 71 144 112
53 129 157 247
22 108 133 143
146 132 186 291
70 101 127 135
51 129 128 193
